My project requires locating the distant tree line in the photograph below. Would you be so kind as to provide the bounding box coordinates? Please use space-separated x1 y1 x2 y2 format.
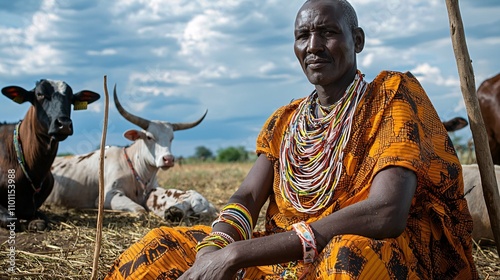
57 145 257 163
191 145 256 163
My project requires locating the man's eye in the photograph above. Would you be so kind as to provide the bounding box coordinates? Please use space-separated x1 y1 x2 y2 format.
296 33 308 40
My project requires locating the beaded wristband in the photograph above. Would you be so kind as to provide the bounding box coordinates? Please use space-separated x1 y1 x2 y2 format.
223 203 254 229
211 203 253 240
211 231 235 244
222 209 252 238
212 217 247 240
292 221 318 264
196 235 230 252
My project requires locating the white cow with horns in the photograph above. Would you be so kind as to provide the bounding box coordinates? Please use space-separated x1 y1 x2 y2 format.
45 86 217 221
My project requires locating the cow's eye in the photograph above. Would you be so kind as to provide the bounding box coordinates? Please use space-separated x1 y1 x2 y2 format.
37 93 50 100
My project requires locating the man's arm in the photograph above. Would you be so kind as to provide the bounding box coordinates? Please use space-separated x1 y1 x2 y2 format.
226 164 417 270
181 157 417 279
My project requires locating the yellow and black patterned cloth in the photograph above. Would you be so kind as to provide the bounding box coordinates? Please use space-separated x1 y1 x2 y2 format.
105 71 478 279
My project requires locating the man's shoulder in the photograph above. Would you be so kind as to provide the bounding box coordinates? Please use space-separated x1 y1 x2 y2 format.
369 70 425 97
271 97 305 116
371 70 419 85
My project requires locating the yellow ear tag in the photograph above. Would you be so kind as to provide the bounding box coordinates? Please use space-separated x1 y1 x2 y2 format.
74 101 88 110
13 96 24 104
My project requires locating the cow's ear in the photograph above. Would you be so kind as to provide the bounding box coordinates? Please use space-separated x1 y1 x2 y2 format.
73 90 101 110
124 129 145 141
1 86 34 104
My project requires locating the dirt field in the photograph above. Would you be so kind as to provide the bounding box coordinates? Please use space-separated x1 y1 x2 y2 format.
0 162 498 279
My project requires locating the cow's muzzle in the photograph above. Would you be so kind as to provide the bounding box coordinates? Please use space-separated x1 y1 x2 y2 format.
50 117 73 141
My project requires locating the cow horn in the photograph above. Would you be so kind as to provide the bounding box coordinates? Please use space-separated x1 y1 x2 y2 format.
113 85 150 130
171 109 208 131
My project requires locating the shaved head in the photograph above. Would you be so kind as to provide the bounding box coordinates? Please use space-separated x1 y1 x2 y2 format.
303 0 358 30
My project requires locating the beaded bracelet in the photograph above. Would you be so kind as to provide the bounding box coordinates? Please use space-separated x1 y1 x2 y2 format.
212 216 248 240
211 203 253 240
195 230 236 252
292 221 318 264
221 208 252 238
222 203 254 229
211 231 235 244
195 235 230 252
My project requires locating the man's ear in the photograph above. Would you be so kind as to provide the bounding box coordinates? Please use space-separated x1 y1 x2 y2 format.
353 27 365 54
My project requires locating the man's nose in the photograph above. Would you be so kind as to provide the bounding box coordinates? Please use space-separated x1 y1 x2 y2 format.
307 33 323 53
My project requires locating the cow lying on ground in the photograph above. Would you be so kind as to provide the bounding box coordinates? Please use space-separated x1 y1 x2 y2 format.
146 188 218 223
45 86 213 221
462 164 500 243
0 80 100 231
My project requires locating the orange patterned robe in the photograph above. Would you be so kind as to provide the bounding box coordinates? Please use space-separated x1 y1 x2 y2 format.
105 71 478 280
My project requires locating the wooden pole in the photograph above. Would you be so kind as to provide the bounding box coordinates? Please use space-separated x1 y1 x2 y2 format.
445 0 500 252
91 76 110 279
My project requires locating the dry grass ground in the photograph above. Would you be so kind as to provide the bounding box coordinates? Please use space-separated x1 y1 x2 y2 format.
0 162 498 279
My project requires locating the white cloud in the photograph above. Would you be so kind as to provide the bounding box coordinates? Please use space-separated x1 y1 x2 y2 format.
357 0 448 41
129 69 194 86
120 99 149 113
0 0 71 76
178 10 230 58
0 27 23 45
0 0 498 155
361 52 374 68
151 47 169 57
87 49 117 56
12 45 69 75
199 66 230 79
112 0 200 20
411 63 460 87
259 62 276 74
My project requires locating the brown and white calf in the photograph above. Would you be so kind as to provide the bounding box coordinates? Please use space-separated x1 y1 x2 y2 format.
45 87 212 220
146 188 217 222
0 80 100 231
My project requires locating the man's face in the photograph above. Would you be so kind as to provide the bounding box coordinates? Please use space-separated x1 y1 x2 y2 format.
294 0 362 87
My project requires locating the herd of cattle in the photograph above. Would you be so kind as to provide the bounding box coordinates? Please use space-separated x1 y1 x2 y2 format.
1 74 500 244
0 80 216 231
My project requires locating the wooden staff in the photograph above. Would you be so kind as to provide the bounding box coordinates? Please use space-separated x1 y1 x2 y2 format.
91 75 110 279
445 0 500 251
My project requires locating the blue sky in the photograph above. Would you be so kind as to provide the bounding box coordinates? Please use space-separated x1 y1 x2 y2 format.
0 0 499 157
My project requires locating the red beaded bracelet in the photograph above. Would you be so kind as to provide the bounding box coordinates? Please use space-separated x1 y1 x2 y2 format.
292 221 318 264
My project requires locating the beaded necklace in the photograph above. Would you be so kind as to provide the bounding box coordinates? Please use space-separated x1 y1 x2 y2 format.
279 72 367 214
14 121 41 193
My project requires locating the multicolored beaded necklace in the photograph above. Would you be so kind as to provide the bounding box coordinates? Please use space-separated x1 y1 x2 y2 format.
14 121 42 193
279 71 367 214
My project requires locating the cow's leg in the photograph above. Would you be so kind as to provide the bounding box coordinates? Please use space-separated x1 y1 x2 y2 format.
103 189 147 213
25 210 49 232
0 204 44 232
0 204 17 230
24 175 55 231
34 174 54 209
